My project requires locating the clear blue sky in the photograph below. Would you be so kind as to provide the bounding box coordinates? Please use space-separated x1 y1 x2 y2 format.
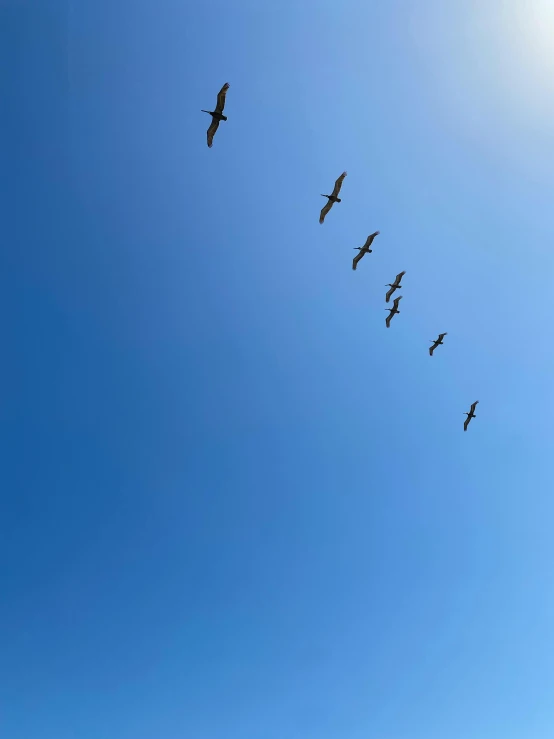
3 1 554 737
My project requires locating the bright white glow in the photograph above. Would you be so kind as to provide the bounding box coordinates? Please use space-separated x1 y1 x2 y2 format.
487 0 554 125
415 0 554 135
513 0 554 71
483 0 554 96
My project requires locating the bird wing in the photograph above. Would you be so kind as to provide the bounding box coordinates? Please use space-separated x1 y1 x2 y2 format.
470 401 479 413
319 200 333 224
438 332 447 341
215 83 230 114
395 270 406 284
385 285 395 303
207 117 220 147
392 296 402 309
331 171 347 198
464 416 470 431
352 251 364 270
385 312 392 328
364 231 380 249
429 343 436 356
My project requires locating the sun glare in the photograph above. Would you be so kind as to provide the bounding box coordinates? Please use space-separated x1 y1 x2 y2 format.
513 0 554 70
457 0 554 127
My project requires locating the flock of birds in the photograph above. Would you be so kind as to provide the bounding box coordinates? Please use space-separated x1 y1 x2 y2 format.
201 83 479 432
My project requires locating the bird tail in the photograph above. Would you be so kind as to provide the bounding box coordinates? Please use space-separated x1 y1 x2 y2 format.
221 114 228 121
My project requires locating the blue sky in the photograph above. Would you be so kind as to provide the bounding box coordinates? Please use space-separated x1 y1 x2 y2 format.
3 1 554 737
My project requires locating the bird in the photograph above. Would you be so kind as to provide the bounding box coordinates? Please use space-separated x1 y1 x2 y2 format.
463 401 479 431
352 231 380 270
202 83 230 148
385 296 402 328
385 271 406 302
319 171 347 223
429 332 447 356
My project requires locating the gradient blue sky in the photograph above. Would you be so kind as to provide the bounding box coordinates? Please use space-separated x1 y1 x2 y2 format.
3 1 554 737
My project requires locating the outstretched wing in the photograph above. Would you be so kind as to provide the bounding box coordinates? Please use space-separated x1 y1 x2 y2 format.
331 171 347 198
392 296 402 310
438 332 447 341
464 416 470 432
394 270 406 285
386 312 392 328
319 200 333 224
352 251 364 271
470 401 479 414
385 285 395 303
429 343 436 356
215 83 230 114
207 117 220 147
363 231 380 249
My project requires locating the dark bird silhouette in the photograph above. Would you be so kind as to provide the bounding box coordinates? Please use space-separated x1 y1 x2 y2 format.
385 296 402 328
352 231 380 270
429 332 447 356
464 401 479 431
319 171 347 223
385 271 406 302
202 83 230 148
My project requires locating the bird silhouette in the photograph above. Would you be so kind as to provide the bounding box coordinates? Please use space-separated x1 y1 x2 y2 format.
352 231 380 270
464 401 479 431
429 332 447 356
385 296 402 328
319 172 347 223
202 83 230 148
385 271 405 302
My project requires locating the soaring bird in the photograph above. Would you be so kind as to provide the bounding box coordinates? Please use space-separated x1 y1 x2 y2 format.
352 231 380 271
429 332 447 356
385 271 406 302
385 296 402 328
463 401 479 431
319 171 347 224
202 83 230 148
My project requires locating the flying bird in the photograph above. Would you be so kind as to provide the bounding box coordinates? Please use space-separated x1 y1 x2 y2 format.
352 231 380 271
429 332 447 356
202 83 230 148
463 401 479 431
319 171 347 224
385 296 402 328
385 271 406 302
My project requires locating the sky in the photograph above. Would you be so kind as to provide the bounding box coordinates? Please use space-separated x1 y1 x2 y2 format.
3 0 554 737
